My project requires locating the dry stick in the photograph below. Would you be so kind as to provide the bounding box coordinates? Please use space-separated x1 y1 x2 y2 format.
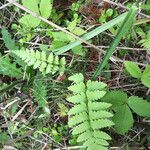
103 0 150 18
0 0 17 10
6 0 102 53
6 0 147 67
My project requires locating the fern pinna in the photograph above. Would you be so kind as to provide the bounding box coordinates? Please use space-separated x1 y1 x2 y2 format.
11 49 66 75
67 73 114 150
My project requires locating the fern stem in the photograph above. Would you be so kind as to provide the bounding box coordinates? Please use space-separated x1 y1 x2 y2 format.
92 6 138 80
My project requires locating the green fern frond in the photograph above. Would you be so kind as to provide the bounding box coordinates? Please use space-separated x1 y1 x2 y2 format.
0 56 22 78
11 49 66 75
139 30 150 52
67 73 114 150
33 74 50 114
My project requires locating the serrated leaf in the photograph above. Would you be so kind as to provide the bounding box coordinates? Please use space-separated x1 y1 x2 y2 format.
68 103 87 115
19 15 41 28
128 96 150 117
68 73 84 83
86 90 106 101
67 92 86 104
93 131 111 140
40 0 52 18
113 105 133 135
72 121 90 135
89 110 113 120
22 0 39 13
1 29 16 50
88 102 112 111
91 119 114 130
87 80 107 91
0 57 22 78
101 91 128 107
77 130 92 142
124 61 142 78
68 82 85 94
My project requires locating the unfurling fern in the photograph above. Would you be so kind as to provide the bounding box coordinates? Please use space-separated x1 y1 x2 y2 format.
11 49 66 75
67 73 114 150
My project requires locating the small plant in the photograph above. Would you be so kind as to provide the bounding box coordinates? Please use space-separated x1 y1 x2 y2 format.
102 91 150 135
67 73 114 150
11 49 66 75
139 30 150 53
124 61 150 88
33 74 50 114
0 56 23 78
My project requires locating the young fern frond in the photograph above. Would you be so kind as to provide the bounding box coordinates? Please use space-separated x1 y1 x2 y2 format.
67 73 114 150
11 49 66 75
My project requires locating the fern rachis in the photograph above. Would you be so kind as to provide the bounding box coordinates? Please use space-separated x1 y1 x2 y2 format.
67 73 114 150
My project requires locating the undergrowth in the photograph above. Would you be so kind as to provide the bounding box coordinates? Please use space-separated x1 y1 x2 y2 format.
0 0 150 149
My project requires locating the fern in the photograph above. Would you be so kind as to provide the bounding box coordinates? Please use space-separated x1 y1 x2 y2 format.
0 56 22 78
33 74 50 114
139 30 150 53
11 49 66 75
67 73 114 150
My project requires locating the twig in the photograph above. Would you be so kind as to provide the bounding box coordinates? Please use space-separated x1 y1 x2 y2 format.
11 100 30 122
0 0 16 10
85 45 147 51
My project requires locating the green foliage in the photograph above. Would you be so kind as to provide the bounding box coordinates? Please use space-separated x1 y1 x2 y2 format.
124 61 142 78
0 56 22 78
101 91 128 108
33 74 50 114
11 49 66 75
139 30 150 53
40 0 52 19
124 61 150 88
112 105 133 135
102 90 150 134
19 0 52 28
0 132 9 143
128 96 150 117
67 73 114 150
92 6 138 79
1 28 17 50
54 12 128 55
99 9 114 23
49 15 87 56
141 65 150 88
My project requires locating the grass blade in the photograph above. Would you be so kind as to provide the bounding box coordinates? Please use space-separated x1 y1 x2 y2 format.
92 6 138 80
54 12 128 55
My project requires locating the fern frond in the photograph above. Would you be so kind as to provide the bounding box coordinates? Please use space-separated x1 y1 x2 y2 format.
67 73 114 150
139 30 150 52
0 56 22 78
11 49 66 75
33 74 50 114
